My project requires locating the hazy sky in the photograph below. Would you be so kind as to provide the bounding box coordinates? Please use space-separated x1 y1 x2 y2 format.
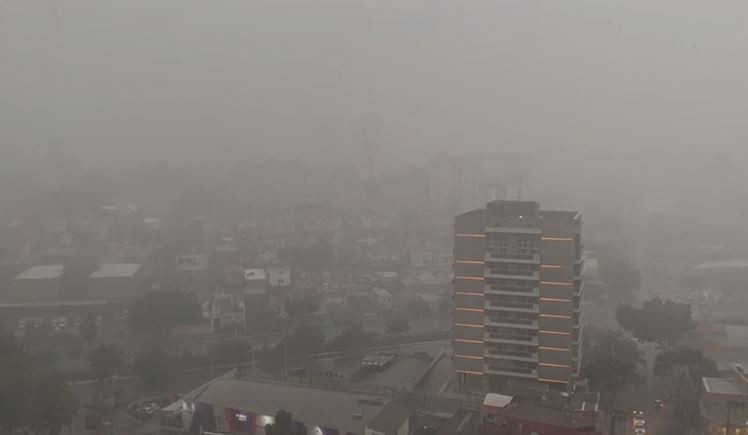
2 0 748 166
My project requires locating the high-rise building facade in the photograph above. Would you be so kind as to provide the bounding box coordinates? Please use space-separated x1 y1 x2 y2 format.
452 200 583 391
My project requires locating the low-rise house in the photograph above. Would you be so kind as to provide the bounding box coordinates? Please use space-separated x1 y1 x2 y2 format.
89 263 143 303
480 386 601 435
210 293 246 333
267 266 291 287
701 365 748 434
5 265 64 302
371 287 393 311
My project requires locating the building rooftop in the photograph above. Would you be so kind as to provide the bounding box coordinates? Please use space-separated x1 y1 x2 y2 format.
703 377 743 395
90 263 142 279
692 259 748 271
192 378 390 434
483 393 513 409
502 404 596 430
372 287 392 299
13 265 64 280
243 268 266 281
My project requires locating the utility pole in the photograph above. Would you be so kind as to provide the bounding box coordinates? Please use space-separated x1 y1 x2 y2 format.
251 346 256 376
283 340 288 380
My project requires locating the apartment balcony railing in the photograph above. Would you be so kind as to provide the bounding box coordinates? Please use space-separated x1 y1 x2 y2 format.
484 300 539 313
485 286 540 297
485 317 539 329
484 333 539 346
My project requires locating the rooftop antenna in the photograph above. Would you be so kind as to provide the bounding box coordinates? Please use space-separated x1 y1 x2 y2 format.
514 170 525 201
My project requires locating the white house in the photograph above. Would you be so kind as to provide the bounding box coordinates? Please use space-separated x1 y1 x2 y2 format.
371 287 393 310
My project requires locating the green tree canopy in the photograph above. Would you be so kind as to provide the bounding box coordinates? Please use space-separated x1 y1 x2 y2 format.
582 330 644 407
285 294 320 319
0 335 77 435
210 340 253 365
129 289 202 339
616 298 696 349
327 324 377 352
79 312 98 348
133 348 178 392
654 347 719 379
285 325 325 355
88 343 125 380
386 311 410 335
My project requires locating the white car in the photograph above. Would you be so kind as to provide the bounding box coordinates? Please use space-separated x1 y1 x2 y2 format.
634 418 646 428
635 428 646 435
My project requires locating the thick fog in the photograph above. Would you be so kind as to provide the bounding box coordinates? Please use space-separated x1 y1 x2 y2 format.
3 0 748 168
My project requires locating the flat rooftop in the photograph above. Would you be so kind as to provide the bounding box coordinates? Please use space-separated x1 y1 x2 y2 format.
91 263 142 279
193 378 389 434
703 377 743 395
692 259 748 271
13 265 64 280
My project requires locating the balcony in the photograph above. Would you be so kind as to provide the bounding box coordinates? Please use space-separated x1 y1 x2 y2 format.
485 286 540 297
484 349 539 363
484 332 538 346
485 269 540 281
485 226 541 235
485 316 538 329
484 300 539 313
485 252 540 264
485 365 537 379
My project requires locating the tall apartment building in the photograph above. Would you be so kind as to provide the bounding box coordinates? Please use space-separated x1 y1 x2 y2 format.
453 200 583 391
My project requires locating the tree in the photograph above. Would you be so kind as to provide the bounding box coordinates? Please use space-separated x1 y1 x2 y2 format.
265 409 293 435
386 311 410 335
0 335 77 435
88 343 125 380
598 246 640 300
129 289 202 341
79 312 98 348
582 331 644 409
210 340 253 365
405 299 432 319
654 348 719 379
133 349 177 391
285 325 325 355
327 324 377 352
285 294 320 319
616 298 696 349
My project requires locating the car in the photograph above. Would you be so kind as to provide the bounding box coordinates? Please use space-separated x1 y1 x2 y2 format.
634 418 646 428
633 410 644 417
635 429 646 435
654 399 664 410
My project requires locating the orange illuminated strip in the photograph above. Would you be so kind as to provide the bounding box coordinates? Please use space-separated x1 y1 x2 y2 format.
541 237 574 242
539 377 569 384
540 297 572 302
455 276 485 281
539 330 571 336
541 281 573 286
539 362 570 368
455 354 483 360
455 323 484 328
540 314 571 319
539 346 571 352
457 233 485 238
456 292 484 296
455 339 483 344
541 265 563 269
456 370 484 375
456 260 486 265
456 308 484 312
